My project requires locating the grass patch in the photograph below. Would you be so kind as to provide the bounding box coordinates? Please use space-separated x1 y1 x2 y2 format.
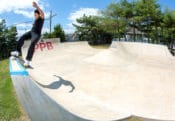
0 59 29 121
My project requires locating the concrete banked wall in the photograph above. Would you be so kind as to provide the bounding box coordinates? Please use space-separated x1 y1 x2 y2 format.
10 40 175 121
11 76 90 121
10 47 90 121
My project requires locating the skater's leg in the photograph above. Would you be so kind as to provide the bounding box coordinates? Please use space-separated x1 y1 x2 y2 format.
26 32 40 61
11 31 31 57
16 31 31 53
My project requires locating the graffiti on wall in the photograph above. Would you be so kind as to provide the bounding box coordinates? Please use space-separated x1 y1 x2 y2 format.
35 42 54 51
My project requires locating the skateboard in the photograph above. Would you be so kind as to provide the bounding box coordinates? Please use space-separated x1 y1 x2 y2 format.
10 56 33 69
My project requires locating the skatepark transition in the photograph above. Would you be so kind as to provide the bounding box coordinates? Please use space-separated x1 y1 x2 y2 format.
10 39 175 121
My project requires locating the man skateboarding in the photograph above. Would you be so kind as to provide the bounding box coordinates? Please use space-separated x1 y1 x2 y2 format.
11 1 45 67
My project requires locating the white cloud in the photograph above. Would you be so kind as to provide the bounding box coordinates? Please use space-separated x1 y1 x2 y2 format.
14 10 50 19
0 0 39 13
0 0 48 18
69 8 100 23
16 23 32 28
16 23 32 36
69 8 99 22
17 29 28 36
65 8 100 33
14 10 34 18
0 0 50 35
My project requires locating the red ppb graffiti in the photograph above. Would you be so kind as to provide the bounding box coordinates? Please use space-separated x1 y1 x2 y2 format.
35 42 54 51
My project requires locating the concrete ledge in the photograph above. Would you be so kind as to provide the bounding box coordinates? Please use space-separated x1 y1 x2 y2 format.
9 58 28 76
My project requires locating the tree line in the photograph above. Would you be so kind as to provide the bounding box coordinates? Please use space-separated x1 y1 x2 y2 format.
43 24 66 42
0 20 17 60
74 0 175 52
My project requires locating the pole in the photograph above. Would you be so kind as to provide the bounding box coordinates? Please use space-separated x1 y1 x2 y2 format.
50 10 52 34
133 0 136 42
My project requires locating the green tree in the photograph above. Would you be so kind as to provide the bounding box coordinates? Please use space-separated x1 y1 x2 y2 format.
52 24 65 42
0 20 17 60
134 0 162 43
43 32 52 39
73 15 112 45
161 8 175 50
6 26 18 53
102 1 126 40
0 20 7 59
43 24 65 42
102 0 163 43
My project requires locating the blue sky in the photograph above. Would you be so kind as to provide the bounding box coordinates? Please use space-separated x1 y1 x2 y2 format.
0 0 174 35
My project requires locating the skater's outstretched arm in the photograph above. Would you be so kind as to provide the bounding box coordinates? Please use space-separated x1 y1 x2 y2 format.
33 1 45 19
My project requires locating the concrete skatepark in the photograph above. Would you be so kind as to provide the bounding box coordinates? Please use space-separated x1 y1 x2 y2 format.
10 40 175 121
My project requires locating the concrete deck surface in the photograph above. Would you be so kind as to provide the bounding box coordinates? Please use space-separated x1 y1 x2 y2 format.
18 41 175 120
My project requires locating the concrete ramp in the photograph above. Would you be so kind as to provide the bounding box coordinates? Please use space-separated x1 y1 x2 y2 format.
10 58 90 121
111 41 173 58
11 76 89 121
10 40 175 121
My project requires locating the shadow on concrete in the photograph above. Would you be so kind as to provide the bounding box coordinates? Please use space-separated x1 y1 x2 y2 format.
35 75 75 93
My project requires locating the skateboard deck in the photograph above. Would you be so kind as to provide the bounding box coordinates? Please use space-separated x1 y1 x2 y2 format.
18 58 34 69
11 56 33 69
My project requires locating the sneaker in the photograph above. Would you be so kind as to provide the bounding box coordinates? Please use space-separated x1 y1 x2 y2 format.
10 56 16 60
11 51 19 57
24 60 30 67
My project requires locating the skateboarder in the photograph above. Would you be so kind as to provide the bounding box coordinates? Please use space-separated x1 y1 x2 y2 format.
11 1 44 67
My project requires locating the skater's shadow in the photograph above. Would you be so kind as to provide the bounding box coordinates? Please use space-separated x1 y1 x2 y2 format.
36 75 75 93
